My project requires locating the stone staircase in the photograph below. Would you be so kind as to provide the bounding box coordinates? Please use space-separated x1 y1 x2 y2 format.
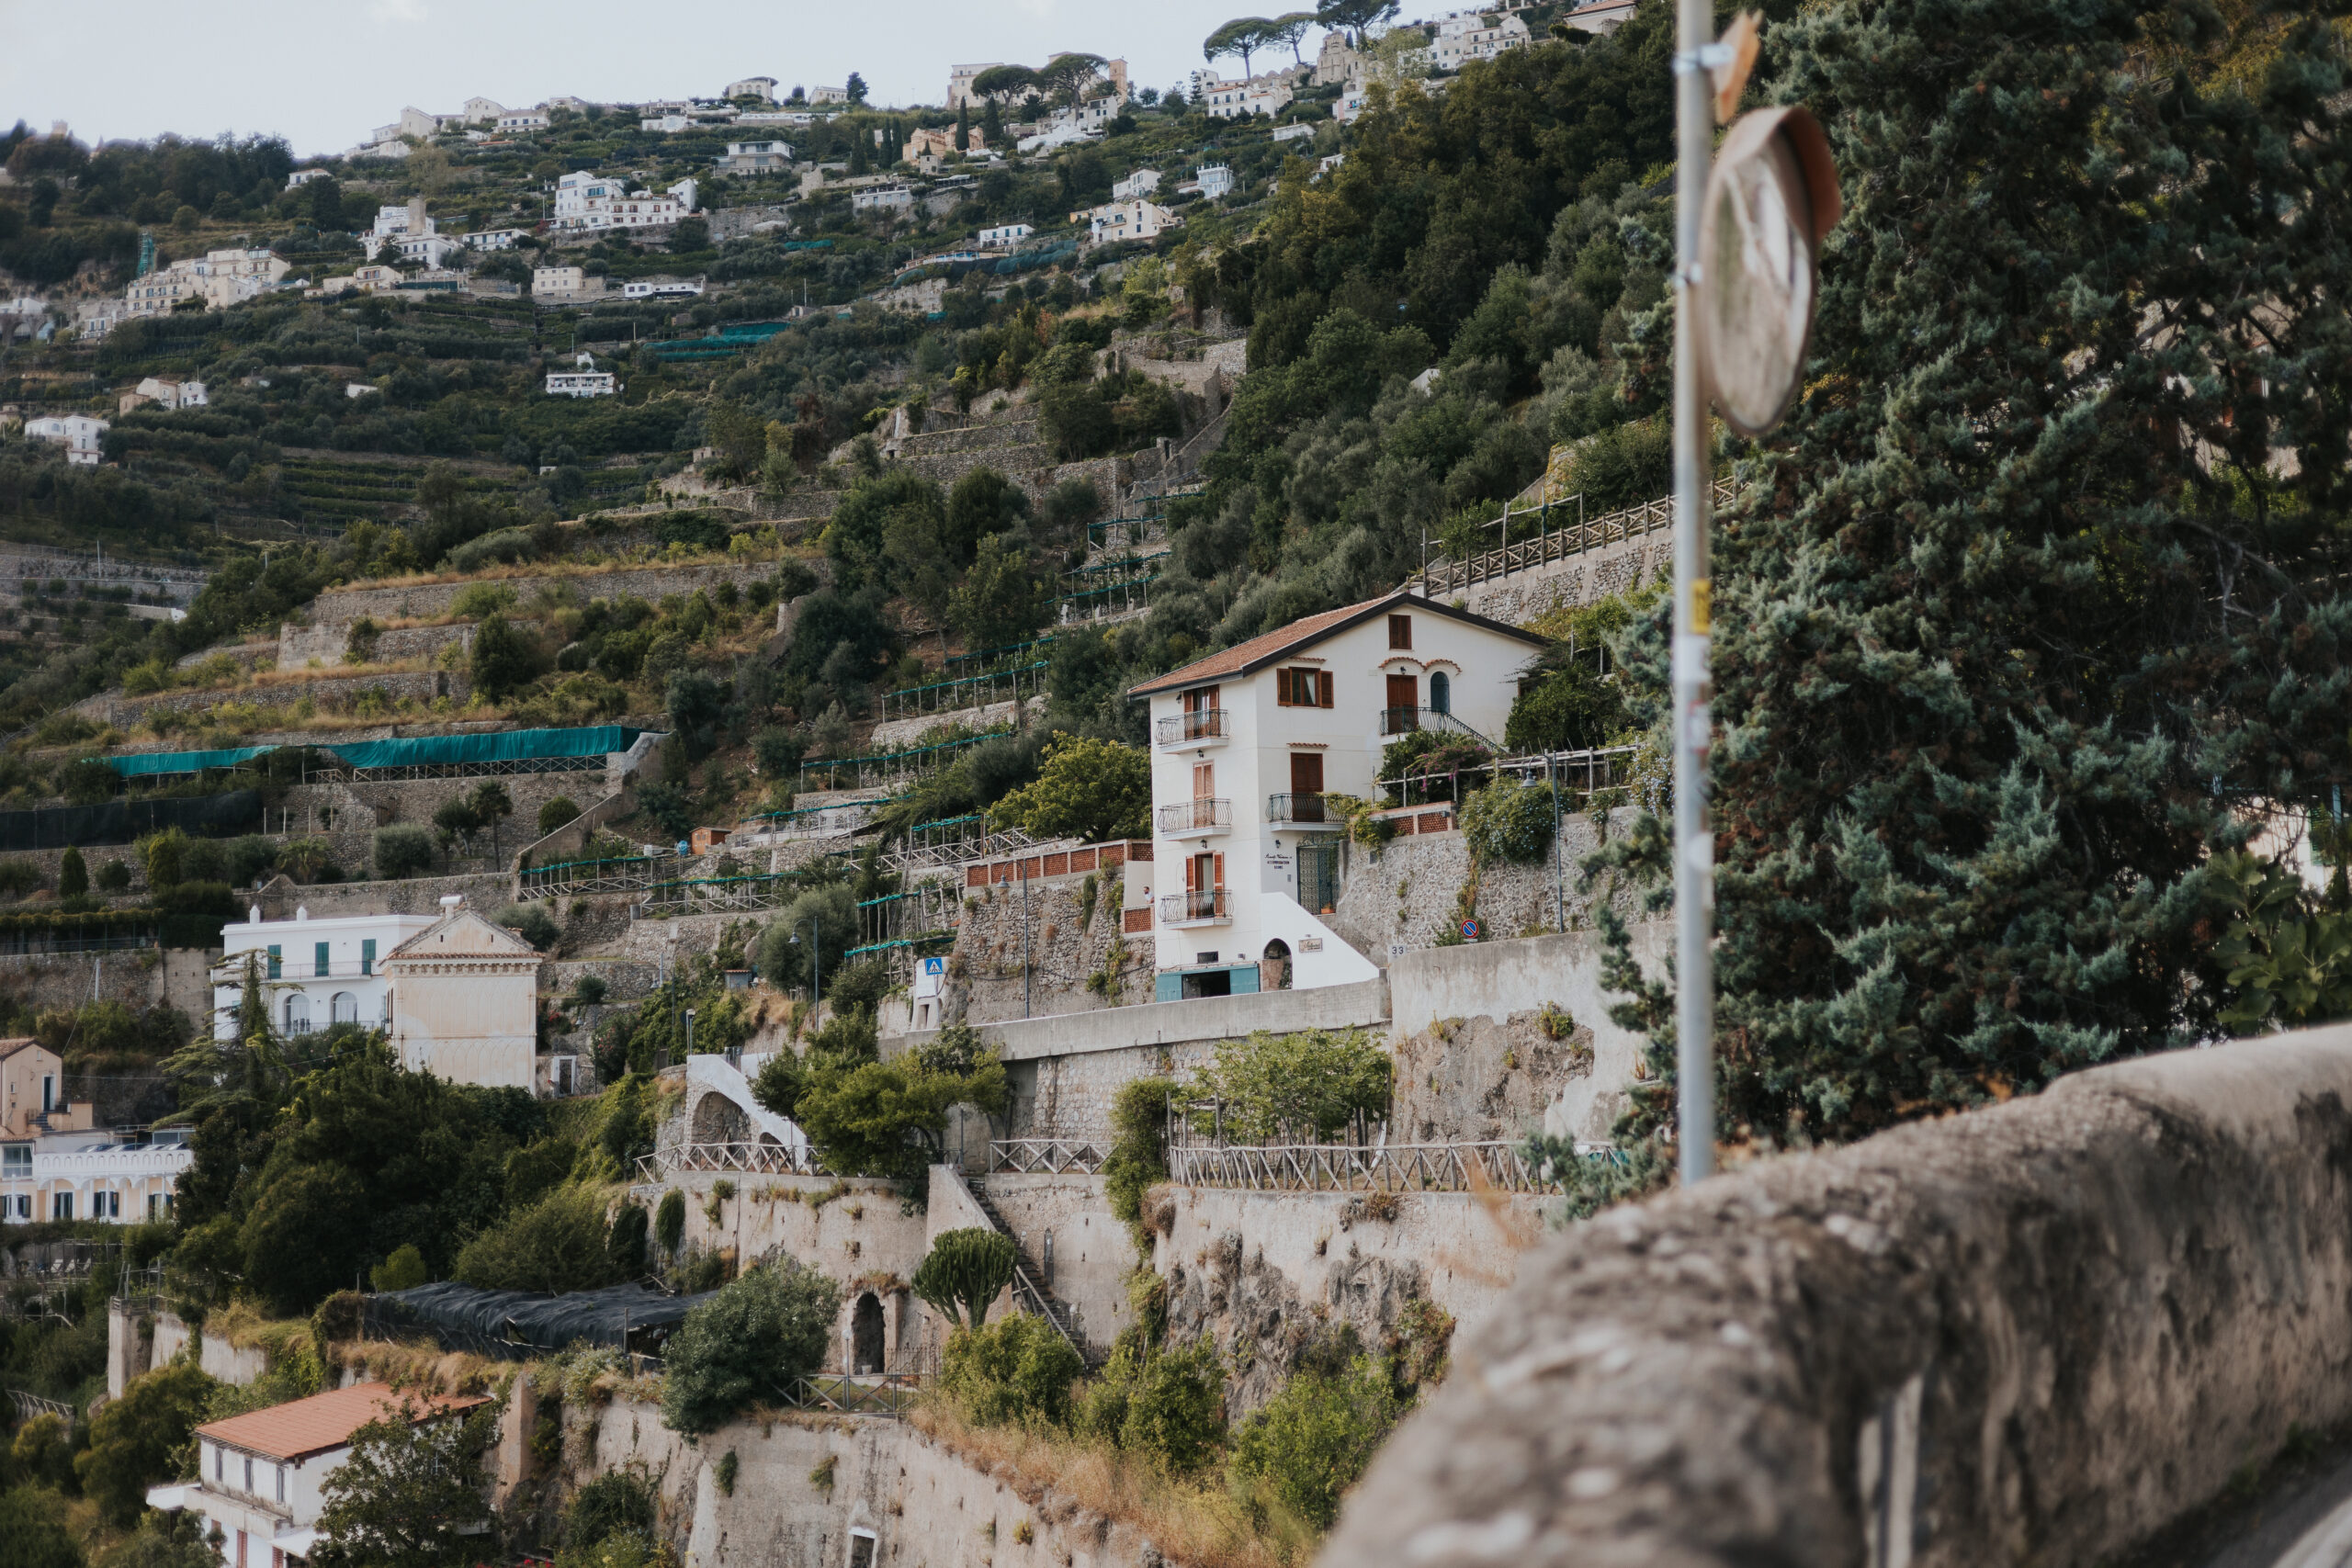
963 1170 1093 1361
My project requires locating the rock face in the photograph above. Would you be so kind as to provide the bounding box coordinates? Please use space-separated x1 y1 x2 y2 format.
1323 1024 2352 1568
1390 1006 1599 1144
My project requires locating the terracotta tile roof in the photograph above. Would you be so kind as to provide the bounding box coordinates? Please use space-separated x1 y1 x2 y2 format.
1125 589 1544 698
0 1037 41 1064
196 1381 490 1462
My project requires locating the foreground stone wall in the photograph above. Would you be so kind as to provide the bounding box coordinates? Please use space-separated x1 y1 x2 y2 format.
1327 1025 2352 1568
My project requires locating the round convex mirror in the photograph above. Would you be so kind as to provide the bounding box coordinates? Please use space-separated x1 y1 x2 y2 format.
1697 107 1840 437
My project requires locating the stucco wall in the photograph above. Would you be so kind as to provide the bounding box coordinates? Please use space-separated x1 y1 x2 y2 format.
572 1397 1169 1568
1327 1024 2352 1568
976 1173 1139 1354
657 1168 932 1329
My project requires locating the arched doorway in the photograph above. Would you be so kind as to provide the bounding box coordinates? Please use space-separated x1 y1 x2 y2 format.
1429 671 1452 715
1262 939 1293 990
851 1292 885 1374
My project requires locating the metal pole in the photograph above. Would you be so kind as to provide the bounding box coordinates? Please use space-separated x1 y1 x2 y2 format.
1022 859 1032 1019
1671 0 1717 1187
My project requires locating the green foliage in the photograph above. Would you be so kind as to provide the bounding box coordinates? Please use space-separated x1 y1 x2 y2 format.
939 1312 1085 1427
1552 418 1669 512
371 1244 429 1292
10 1415 74 1490
371 824 436 879
1103 1077 1174 1248
1458 779 1557 866
1227 1355 1402 1534
1191 1029 1390 1143
948 534 1044 652
1075 1337 1225 1472
985 733 1149 842
653 1190 686 1256
452 1185 618 1294
55 849 86 900
469 614 543 701
913 1228 1018 1331
316 1397 501 1568
758 1024 1008 1184
566 1469 656 1548
91 1511 218 1568
537 796 582 836
0 1485 83 1568
659 1258 842 1434
2205 852 2352 1034
606 1202 649 1278
492 902 561 951
75 1361 220 1525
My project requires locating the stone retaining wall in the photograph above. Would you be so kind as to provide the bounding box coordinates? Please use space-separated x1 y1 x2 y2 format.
88 670 463 727
277 620 483 671
309 561 775 624
1328 1024 2352 1568
1445 531 1671 626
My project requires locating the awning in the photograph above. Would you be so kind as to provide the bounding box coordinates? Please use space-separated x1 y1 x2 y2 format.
274 1529 322 1558
145 1484 191 1511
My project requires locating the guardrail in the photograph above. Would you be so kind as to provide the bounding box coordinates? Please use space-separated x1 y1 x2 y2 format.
989 1138 1109 1175
782 1372 923 1418
1266 792 1336 825
516 852 674 901
1165 1139 1563 1193
634 1141 826 1180
1155 709 1227 747
1418 479 1737 596
7 1388 75 1423
1159 889 1227 924
1157 797 1230 835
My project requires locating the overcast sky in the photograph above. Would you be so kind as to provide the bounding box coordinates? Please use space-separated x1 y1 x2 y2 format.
0 0 1344 158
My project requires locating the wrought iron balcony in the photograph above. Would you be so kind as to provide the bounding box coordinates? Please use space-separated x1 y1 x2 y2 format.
1380 705 1422 736
1156 708 1229 747
1266 793 1341 827
1159 889 1228 925
1157 797 1231 836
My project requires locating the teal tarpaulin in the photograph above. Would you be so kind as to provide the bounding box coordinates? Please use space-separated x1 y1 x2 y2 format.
96 727 649 777
103 746 278 778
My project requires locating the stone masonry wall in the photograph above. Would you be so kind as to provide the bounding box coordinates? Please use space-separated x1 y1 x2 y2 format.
307 560 775 625
1445 532 1671 626
88 669 463 727
277 620 481 671
941 874 1153 1029
1329 1024 2352 1568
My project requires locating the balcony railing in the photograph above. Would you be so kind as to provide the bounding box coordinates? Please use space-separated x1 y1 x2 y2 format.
1159 889 1228 924
1381 705 1421 735
1157 797 1232 835
1266 793 1340 826
1155 709 1229 747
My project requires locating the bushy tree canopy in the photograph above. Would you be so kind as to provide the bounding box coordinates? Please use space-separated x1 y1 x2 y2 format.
660 1258 841 1433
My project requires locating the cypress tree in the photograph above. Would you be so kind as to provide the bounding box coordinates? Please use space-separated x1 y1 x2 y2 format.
1594 0 2352 1152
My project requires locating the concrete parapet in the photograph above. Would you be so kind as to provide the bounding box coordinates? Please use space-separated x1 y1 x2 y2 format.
1327 1024 2352 1568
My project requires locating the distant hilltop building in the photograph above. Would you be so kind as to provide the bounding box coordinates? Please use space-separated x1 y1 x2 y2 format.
551 171 700 232
121 248 288 321
726 75 779 102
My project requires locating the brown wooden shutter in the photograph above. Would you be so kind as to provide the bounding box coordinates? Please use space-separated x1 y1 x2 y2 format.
1317 671 1333 707
1276 670 1293 706
1214 852 1225 889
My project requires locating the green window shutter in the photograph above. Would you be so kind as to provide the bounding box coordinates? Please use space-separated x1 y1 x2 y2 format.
315 942 330 978
266 945 281 979
361 939 376 976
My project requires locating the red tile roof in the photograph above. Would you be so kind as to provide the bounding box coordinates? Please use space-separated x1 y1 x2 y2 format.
0 1037 42 1064
1125 589 1544 698
196 1381 491 1462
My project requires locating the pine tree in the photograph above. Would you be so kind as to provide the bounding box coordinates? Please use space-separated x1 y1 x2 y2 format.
1598 0 2352 1150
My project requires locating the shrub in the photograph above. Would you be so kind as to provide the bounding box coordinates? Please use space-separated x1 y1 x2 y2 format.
371 824 435 879
537 796 582 835
913 1228 1016 1330
660 1258 841 1433
1458 779 1558 865
0 1485 80 1568
0 858 41 897
654 1189 686 1255
606 1202 649 1278
939 1312 1085 1428
492 902 560 951
1104 1077 1173 1248
449 581 520 618
634 781 694 842
566 1469 656 1547
470 614 543 701
56 847 87 898
75 1360 220 1525
451 1186 617 1294
1076 1337 1225 1472
96 860 131 892
371 1244 429 1292
1226 1356 1403 1533
1191 1029 1391 1143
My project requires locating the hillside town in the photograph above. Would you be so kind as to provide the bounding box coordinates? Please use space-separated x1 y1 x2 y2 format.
2 1 2349 1567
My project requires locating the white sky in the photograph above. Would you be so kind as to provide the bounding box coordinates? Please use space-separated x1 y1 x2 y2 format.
0 0 1342 159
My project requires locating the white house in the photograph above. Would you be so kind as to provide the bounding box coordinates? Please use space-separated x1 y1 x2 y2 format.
719 139 795 174
286 168 330 188
1079 198 1178 245
621 277 704 299
1181 164 1235 202
946 62 1004 109
462 96 505 123
1126 590 1544 999
393 231 461 267
1113 168 1161 201
23 414 107 465
976 222 1033 249
461 228 526 251
1430 7 1532 68
553 171 696 231
641 113 692 133
130 378 208 411
547 369 618 397
150 1382 491 1568
496 110 551 133
851 185 914 214
212 907 438 1041
1192 69 1301 119
381 903 547 1091
0 1039 187 1224
726 75 779 101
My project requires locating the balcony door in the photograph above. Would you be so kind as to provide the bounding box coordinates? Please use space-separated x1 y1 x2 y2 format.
1289 753 1324 821
1385 672 1419 732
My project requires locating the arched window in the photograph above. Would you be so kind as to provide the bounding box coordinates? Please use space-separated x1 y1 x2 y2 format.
1429 671 1452 715
284 995 311 1035
332 992 357 1026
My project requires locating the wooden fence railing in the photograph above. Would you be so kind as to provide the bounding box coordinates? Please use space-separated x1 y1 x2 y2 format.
1164 1140 1563 1194
989 1138 1109 1175
1419 479 1736 595
635 1141 826 1180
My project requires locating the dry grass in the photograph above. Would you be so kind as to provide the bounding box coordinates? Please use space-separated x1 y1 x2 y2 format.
327 1336 515 1396
908 1403 1300 1568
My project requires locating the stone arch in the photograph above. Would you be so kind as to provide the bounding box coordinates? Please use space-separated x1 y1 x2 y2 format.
1262 938 1293 990
851 1292 885 1375
689 1089 751 1145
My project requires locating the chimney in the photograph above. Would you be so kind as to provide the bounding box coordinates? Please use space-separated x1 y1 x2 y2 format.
440 894 464 910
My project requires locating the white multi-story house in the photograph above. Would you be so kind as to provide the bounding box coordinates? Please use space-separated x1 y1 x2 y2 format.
1113 168 1161 201
1192 68 1302 119
23 414 107 465
124 269 195 317
496 109 550 133
547 368 619 397
851 185 914 214
977 222 1034 249
1078 197 1178 245
1 1038 188 1223
1430 8 1532 69
462 96 505 123
553 171 696 231
726 76 779 102
1181 164 1235 201
620 277 704 299
150 1382 491 1568
1127 590 1544 999
719 138 795 174
641 112 692 133
381 903 548 1092
462 228 526 251
532 265 591 297
946 63 1004 109
286 168 330 188
363 197 435 260
809 85 850 105
124 378 208 412
213 907 436 1040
